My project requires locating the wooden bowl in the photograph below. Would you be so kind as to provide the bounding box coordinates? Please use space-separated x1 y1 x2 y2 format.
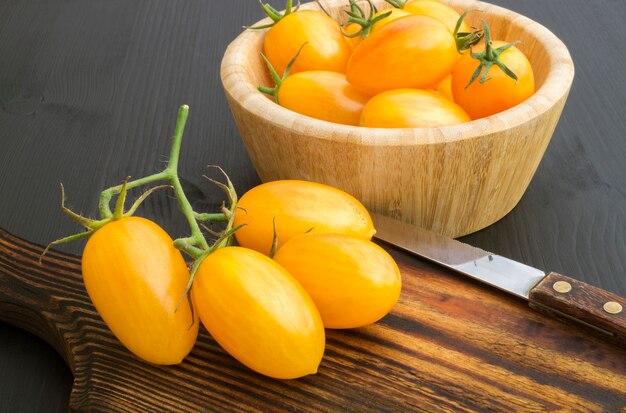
220 0 574 238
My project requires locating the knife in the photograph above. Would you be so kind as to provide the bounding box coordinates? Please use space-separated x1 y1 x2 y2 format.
371 213 626 346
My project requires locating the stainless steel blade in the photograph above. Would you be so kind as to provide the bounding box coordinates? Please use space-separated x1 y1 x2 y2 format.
371 213 546 300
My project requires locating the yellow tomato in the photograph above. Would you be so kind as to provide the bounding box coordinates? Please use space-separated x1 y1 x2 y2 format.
278 71 370 125
343 8 412 51
192 247 325 379
434 73 453 101
264 10 351 75
81 217 198 365
403 0 469 34
346 15 457 95
360 89 470 128
342 21 362 50
451 40 535 119
373 8 411 30
233 180 376 255
274 233 402 329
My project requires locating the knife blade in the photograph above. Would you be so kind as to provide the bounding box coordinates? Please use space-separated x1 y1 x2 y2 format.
371 213 626 346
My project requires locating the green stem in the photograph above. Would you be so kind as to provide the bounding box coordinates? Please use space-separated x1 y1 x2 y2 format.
162 105 210 252
99 171 168 219
484 22 494 60
98 105 210 255
170 171 209 251
195 212 229 222
51 104 234 268
165 106 187 175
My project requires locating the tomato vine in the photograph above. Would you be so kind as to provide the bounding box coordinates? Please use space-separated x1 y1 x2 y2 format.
45 104 240 311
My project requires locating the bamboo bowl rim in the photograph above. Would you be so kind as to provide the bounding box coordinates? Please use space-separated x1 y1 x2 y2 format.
221 0 575 147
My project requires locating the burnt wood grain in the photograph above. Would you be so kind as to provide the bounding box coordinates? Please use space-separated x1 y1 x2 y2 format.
529 272 626 346
1 229 625 412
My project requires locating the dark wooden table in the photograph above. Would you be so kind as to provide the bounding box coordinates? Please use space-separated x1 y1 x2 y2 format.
1 0 625 411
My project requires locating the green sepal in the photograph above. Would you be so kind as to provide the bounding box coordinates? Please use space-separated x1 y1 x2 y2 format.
124 184 171 217
44 180 171 260
269 216 279 258
259 53 282 103
112 177 129 219
59 183 97 230
40 231 93 263
175 223 247 315
341 0 389 41
465 19 519 88
40 183 107 260
246 0 301 29
453 9 484 53
314 0 332 18
258 43 307 104
384 0 407 9
258 86 276 95
204 165 238 212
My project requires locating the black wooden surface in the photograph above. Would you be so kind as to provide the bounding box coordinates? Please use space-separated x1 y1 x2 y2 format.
0 0 625 411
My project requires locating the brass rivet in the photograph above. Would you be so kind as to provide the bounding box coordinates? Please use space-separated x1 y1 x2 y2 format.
603 301 623 315
553 281 572 293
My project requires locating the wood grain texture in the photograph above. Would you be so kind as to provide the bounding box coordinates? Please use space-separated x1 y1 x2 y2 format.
1 229 625 412
221 0 574 239
529 272 626 346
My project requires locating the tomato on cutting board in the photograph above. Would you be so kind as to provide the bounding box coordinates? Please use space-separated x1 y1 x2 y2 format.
274 233 402 329
81 217 198 365
192 246 325 379
233 180 375 255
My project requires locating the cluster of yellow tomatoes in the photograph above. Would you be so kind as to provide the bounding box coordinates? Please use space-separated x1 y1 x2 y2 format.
256 0 535 126
80 179 401 379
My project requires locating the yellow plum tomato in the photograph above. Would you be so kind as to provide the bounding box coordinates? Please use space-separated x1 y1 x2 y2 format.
264 10 351 76
192 247 325 379
233 180 376 255
343 8 412 51
451 40 535 119
81 217 198 365
403 0 469 33
433 73 453 101
274 233 402 329
346 15 457 95
360 89 470 128
277 71 370 125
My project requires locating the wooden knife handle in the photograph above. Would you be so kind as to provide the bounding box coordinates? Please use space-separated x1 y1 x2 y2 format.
529 272 626 346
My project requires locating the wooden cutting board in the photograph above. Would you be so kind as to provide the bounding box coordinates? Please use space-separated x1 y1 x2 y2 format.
2 229 625 412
